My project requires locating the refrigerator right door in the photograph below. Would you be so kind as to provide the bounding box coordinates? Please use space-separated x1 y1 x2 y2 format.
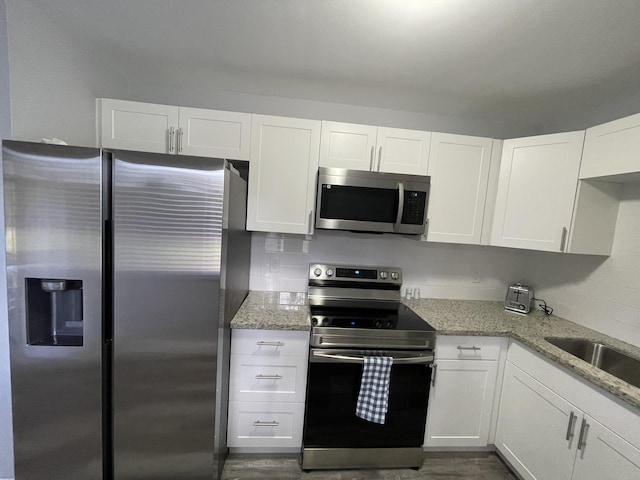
112 150 226 479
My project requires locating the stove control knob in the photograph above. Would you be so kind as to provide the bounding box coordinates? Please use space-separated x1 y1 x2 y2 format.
326 268 334 277
375 320 382 328
313 267 322 277
391 272 399 280
379 271 388 280
311 317 318 326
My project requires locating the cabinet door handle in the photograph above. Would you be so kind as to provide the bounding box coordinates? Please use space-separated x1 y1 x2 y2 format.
178 127 184 152
168 127 175 152
430 363 437 386
256 341 284 347
577 418 589 450
369 146 375 171
253 420 279 427
560 226 568 252
377 146 382 171
457 346 481 351
566 411 577 441
255 374 283 380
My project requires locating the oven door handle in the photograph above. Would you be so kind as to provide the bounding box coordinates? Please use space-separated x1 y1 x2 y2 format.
311 350 434 365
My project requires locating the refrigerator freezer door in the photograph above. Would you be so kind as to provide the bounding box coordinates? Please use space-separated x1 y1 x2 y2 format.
112 151 226 479
3 141 104 479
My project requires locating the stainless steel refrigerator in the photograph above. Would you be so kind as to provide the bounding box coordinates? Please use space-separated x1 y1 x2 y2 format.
2 140 251 479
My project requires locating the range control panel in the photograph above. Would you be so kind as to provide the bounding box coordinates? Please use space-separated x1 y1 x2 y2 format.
308 263 402 285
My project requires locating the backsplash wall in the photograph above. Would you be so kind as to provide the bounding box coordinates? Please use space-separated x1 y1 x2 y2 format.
523 181 640 348
249 231 531 300
250 182 640 349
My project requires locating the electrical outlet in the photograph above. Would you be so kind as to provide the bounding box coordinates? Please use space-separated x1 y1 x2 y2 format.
269 256 280 273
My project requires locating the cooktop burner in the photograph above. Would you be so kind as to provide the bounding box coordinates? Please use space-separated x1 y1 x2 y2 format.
307 263 436 350
310 304 435 332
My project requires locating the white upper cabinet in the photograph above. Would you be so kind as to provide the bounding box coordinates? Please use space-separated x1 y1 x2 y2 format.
376 127 431 175
100 99 178 154
247 114 320 234
99 99 251 160
490 131 585 252
426 133 494 244
319 121 430 175
319 121 377 171
580 112 640 180
177 106 251 159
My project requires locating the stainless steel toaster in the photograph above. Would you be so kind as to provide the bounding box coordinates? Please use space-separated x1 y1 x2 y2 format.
504 283 534 313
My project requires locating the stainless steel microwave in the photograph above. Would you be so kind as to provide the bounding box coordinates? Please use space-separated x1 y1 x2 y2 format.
315 167 430 235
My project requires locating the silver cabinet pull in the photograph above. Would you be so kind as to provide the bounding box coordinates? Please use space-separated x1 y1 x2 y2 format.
577 418 589 450
430 363 437 386
253 420 279 427
566 411 577 441
256 341 284 347
168 127 175 152
255 374 283 380
377 146 382 171
369 146 375 171
457 346 482 351
178 127 184 152
560 226 568 252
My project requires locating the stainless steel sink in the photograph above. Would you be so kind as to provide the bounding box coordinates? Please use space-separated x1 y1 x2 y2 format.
545 337 640 389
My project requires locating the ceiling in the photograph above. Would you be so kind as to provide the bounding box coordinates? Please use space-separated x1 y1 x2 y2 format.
15 0 640 127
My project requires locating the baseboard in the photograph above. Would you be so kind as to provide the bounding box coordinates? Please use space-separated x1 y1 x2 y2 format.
228 447 301 455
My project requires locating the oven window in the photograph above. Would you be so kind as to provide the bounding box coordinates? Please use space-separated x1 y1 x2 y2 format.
303 362 431 448
319 185 398 223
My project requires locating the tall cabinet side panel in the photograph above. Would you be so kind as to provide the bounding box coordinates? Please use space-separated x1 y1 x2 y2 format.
112 151 225 479
2 141 103 479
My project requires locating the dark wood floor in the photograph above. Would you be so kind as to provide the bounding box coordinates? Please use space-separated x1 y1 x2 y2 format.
222 453 519 479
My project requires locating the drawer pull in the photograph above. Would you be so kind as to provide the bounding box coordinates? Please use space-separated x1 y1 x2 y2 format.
457 346 481 351
253 420 279 427
256 341 285 347
255 374 283 380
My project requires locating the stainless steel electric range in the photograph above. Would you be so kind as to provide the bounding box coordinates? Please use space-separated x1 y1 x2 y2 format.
302 263 437 471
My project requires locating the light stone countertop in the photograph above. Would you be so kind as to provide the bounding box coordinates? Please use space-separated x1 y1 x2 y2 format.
231 291 640 410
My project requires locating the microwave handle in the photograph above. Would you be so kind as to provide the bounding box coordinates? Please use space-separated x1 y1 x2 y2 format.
394 182 405 232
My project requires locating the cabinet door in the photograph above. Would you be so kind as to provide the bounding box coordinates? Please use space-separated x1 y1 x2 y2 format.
496 362 578 480
580 113 640 180
319 121 377 170
571 414 640 480
490 131 585 252
247 115 320 234
99 99 178 154
376 127 431 175
426 133 493 244
424 359 498 447
178 107 251 160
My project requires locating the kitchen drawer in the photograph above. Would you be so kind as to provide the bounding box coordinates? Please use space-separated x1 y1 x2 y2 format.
229 354 308 402
231 329 309 357
227 401 305 448
435 336 503 361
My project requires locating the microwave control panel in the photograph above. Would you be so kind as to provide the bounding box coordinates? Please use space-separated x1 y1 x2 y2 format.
402 191 427 225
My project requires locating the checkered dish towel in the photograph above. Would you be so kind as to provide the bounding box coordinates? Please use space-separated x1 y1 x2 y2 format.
356 356 393 424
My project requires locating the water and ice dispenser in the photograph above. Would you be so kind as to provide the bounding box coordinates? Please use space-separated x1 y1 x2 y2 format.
25 278 84 346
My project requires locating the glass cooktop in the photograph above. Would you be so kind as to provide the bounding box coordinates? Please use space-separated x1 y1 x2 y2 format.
309 304 435 332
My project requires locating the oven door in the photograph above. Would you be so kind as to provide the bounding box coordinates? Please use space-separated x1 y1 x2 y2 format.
303 348 433 449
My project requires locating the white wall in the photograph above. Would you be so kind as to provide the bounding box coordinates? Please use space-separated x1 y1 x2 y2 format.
0 0 13 477
5 0 128 147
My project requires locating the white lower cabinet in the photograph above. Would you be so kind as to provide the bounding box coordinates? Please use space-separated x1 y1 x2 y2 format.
424 336 505 448
496 342 640 480
227 329 309 450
